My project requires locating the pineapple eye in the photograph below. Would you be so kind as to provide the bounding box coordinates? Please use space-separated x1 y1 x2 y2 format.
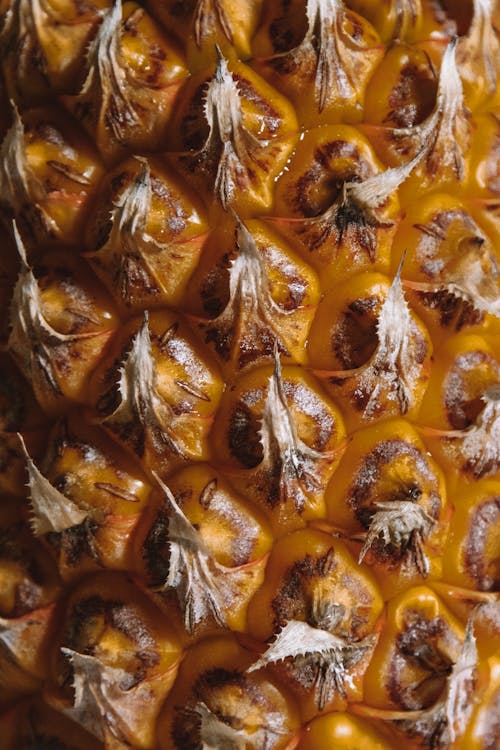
50 572 181 747
362 588 480 750
247 610 377 716
246 528 383 642
157 634 301 750
8 236 118 416
245 531 382 715
85 155 209 312
362 668 483 747
23 418 152 581
275 125 381 219
91 310 223 476
326 420 449 597
153 464 272 568
0 107 103 246
310 272 432 429
365 41 471 202
133 464 272 634
419 332 500 431
211 362 345 533
325 419 448 596
390 193 500 337
189 216 320 373
364 586 466 710
363 42 438 128
63 1 188 164
213 368 340 467
0 0 109 100
167 50 298 212
443 479 500 591
422 382 500 484
273 125 411 284
252 0 383 125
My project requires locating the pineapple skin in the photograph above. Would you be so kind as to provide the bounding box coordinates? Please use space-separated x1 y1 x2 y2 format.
0 1 499 749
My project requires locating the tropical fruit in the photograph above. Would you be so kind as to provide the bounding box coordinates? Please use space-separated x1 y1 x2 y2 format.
0 0 499 748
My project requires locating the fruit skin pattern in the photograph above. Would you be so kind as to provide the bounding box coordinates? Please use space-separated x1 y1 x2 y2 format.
0 0 499 748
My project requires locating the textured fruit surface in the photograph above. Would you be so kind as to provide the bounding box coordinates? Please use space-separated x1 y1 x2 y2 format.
0 0 499 749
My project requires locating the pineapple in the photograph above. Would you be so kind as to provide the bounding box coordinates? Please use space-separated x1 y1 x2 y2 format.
0 0 499 748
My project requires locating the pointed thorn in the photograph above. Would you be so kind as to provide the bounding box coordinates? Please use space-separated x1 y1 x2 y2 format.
395 249 407 280
12 220 29 268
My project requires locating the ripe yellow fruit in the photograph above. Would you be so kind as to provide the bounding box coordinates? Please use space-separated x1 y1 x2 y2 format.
0 0 499 748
